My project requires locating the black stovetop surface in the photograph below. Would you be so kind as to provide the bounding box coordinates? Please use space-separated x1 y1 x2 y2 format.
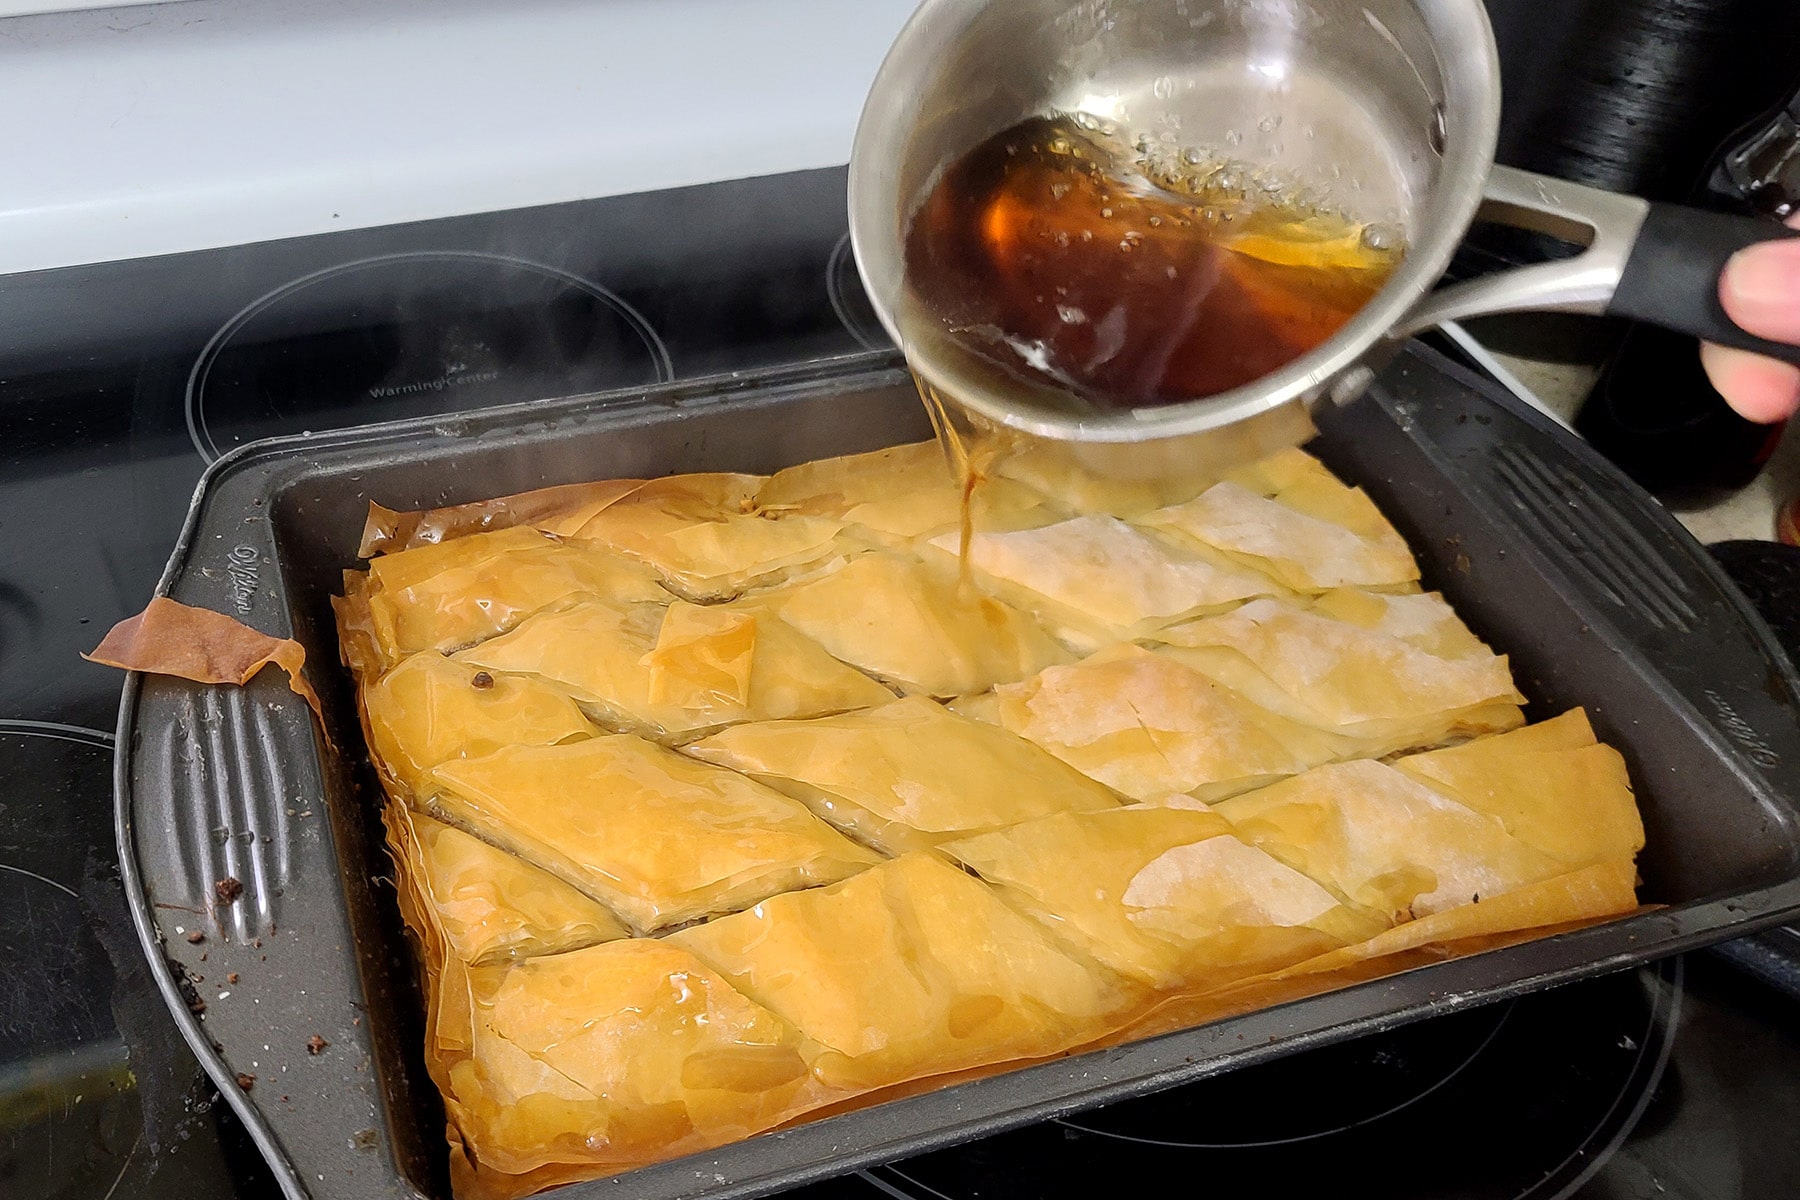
1 166 1796 1200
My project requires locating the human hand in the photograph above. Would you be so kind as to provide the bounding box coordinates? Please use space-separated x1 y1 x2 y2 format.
1702 214 1800 423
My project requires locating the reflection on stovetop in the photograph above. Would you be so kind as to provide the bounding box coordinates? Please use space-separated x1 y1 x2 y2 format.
802 952 1800 1200
0 723 278 1199
2 163 1797 1199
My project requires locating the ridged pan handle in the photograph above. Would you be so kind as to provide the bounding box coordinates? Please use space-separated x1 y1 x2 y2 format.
116 506 430 1200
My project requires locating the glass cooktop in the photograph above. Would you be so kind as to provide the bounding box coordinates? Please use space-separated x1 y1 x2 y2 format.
0 165 1795 1200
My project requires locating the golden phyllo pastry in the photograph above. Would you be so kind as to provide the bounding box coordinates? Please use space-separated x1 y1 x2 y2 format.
340 436 1651 1198
923 515 1283 647
570 472 847 601
361 652 597 796
1271 861 1641 982
1141 449 1418 592
386 806 629 967
1214 758 1568 923
755 440 1054 543
954 644 1351 802
671 852 1132 1091
991 439 1224 517
423 737 881 934
452 598 893 741
359 477 651 554
439 939 820 1182
686 696 1120 855
357 526 667 669
942 804 1386 990
761 552 1070 696
1392 709 1644 872
1155 590 1525 752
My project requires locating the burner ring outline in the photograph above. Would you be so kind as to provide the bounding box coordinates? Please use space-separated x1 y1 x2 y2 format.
827 232 895 352
184 249 674 463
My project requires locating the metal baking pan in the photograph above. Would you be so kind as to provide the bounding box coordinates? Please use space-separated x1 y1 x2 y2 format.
114 343 1800 1200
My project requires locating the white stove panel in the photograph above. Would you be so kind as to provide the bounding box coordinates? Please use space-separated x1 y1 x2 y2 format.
0 0 916 273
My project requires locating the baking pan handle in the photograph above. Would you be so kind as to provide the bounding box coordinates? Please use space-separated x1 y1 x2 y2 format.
118 502 429 1200
1399 167 1800 366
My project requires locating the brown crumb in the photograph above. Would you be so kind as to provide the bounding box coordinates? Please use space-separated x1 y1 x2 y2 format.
253 938 262 948
469 670 495 690
1454 553 1472 574
307 1035 329 1056
185 930 206 944
235 1072 256 1092
187 996 207 1015
215 877 244 904
227 973 240 985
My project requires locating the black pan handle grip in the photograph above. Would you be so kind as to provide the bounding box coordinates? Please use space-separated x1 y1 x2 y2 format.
1609 204 1800 365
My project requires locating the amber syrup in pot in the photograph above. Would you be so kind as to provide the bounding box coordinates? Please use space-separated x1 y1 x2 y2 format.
902 114 1405 413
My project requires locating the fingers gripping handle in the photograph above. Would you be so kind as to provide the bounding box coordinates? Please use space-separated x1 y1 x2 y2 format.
1610 206 1800 366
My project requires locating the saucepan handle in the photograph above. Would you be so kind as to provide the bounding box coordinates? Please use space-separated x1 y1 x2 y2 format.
1611 204 1800 362
1397 165 1800 366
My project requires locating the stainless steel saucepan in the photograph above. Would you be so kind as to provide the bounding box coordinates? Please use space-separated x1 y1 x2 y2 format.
848 0 1800 474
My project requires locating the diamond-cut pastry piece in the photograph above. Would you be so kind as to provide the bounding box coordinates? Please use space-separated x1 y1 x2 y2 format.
1142 449 1418 592
1213 758 1567 923
357 526 667 668
757 440 1056 544
439 939 819 1180
687 696 1119 856
358 478 651 555
926 514 1283 647
454 598 893 742
1394 710 1644 871
762 552 1070 697
386 806 629 967
943 805 1386 990
954 644 1355 803
992 441 1225 517
571 472 848 601
1155 591 1525 751
424 736 882 934
362 652 597 795
671 853 1132 1091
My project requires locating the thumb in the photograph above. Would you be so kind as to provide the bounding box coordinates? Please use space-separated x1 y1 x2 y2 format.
1720 216 1800 345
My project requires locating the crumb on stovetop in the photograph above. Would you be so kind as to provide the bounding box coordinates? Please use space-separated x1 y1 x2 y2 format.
307 1035 329 1056
235 1072 255 1091
186 930 206 944
216 877 244 904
